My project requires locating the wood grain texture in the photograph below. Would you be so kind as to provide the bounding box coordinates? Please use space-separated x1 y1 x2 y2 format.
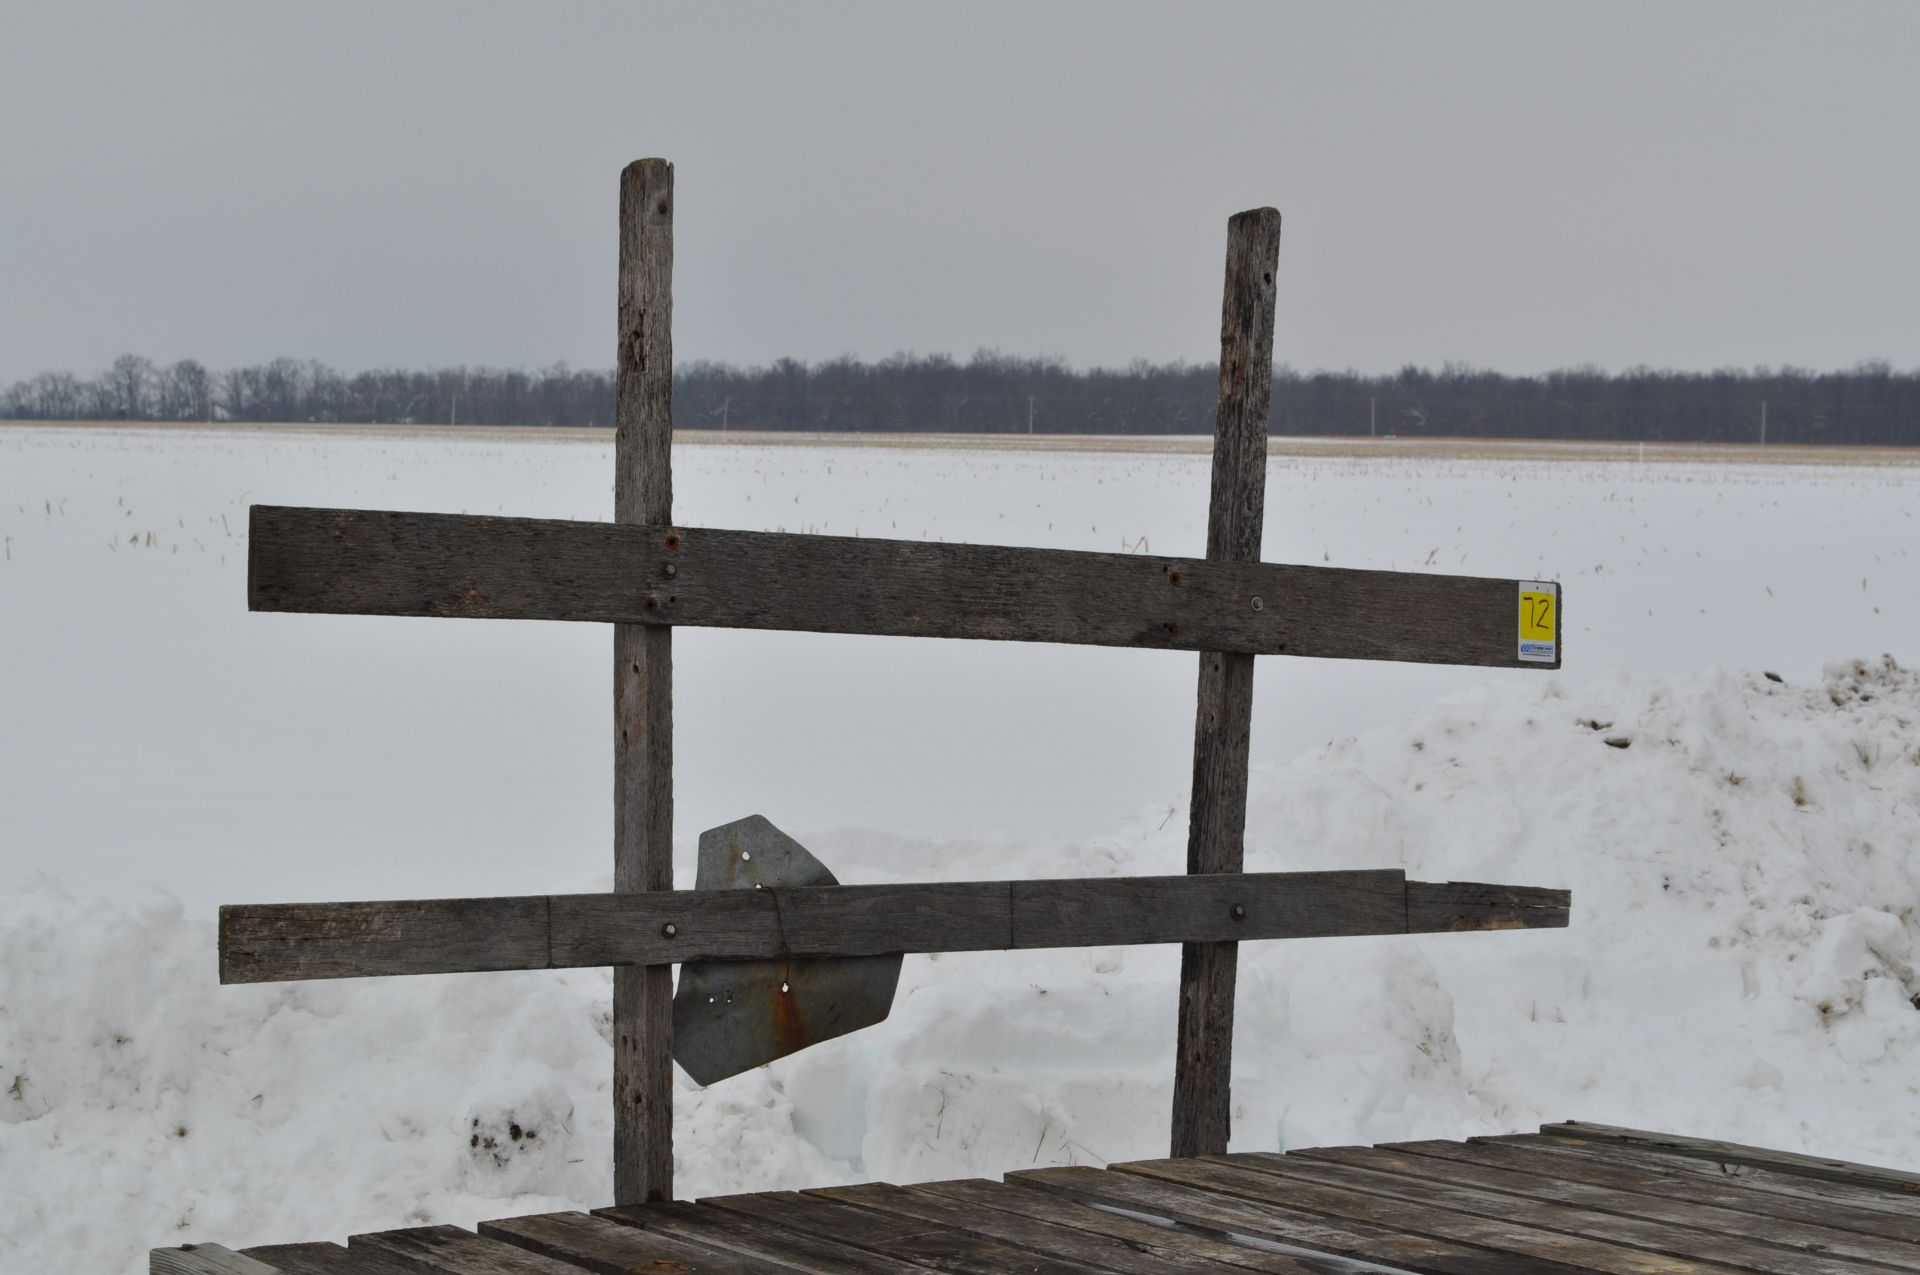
220 868 1560 981
1406 882 1572 932
480 1211 792 1274
1110 1158 1750 1275
1542 1121 1920 1196
241 1243 422 1275
702 1190 1109 1275
599 1200 941 1275
352 1224 590 1274
1380 1138 1920 1243
1285 1144 1920 1268
915 1178 1403 1275
1493 1134 1920 1219
1225 1150 1884 1275
810 1181 1252 1275
246 506 1560 670
1173 206 1282 1162
613 156 675 1208
151 1246 281 1275
1011 1164 1599 1275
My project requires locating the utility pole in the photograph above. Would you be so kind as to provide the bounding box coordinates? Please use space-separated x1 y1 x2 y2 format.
1760 399 1767 447
1028 395 1035 435
451 393 458 427
1369 396 1376 438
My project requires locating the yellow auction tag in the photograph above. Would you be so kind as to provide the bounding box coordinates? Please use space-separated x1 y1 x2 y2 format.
1518 582 1557 663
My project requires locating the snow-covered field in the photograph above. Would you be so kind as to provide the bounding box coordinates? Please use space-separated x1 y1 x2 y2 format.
3 423 1918 1272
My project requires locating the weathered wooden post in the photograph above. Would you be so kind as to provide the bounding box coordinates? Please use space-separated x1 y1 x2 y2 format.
613 158 676 1205
1173 207 1282 1159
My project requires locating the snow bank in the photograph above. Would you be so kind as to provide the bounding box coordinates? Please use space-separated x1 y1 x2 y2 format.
4 657 1918 1271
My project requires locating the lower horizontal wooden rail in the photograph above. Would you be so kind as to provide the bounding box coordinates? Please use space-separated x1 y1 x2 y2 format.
219 871 1569 983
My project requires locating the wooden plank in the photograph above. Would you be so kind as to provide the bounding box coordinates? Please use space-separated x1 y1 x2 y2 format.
1108 1158 1754 1274
242 1243 421 1275
916 1179 1413 1275
1010 1164 1604 1275
222 869 1564 982
220 896 548 982
1221 1152 1889 1275
351 1223 591 1273
247 505 1559 670
152 1246 281 1275
598 1200 945 1275
1286 1145 1920 1269
1543 1121 1920 1197
1383 1138 1920 1244
1405 882 1572 932
613 155 676 1207
1172 205 1282 1160
479 1210 799 1274
700 1189 1118 1275
1488 1134 1920 1220
811 1180 1254 1275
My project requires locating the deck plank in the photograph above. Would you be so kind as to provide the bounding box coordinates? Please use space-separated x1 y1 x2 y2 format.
1490 1135 1920 1219
1543 1123 1920 1198
351 1224 596 1274
1215 1152 1898 1275
1106 1158 1753 1274
702 1188 1124 1274
1285 1145 1920 1269
242 1243 420 1274
916 1178 1418 1275
152 1246 282 1275
1379 1138 1920 1244
1010 1163 1608 1274
479 1211 803 1274
598 1200 948 1275
812 1179 1265 1274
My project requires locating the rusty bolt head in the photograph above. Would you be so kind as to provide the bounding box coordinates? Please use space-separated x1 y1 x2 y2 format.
1168 569 1182 586
664 533 682 550
1230 903 1248 921
661 922 678 938
644 595 661 612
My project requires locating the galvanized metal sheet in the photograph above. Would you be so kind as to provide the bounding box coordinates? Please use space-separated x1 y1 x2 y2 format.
671 815 903 1086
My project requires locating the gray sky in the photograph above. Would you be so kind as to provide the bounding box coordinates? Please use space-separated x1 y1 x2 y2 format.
2 1 1915 384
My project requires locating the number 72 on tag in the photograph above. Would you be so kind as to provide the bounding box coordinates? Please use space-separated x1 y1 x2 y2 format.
1518 582 1558 664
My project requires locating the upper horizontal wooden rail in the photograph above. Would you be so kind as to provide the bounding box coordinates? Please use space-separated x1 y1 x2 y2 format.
248 505 1560 669
218 871 1570 983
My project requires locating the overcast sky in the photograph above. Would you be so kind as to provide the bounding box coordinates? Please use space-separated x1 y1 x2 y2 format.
2 2 1915 384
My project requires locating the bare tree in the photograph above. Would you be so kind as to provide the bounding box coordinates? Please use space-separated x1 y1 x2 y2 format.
107 354 155 419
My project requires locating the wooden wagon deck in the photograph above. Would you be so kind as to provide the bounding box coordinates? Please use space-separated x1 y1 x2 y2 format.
156 1123 1920 1274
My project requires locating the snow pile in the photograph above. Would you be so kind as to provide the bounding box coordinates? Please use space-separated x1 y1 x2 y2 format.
4 657 1919 1271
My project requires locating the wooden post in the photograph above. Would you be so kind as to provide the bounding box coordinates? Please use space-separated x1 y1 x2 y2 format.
1171 207 1281 1159
614 158 675 1204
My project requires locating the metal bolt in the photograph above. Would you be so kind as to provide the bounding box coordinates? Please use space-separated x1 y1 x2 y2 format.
663 562 678 578
1250 597 1264 612
661 922 678 938
644 594 660 612
1230 903 1247 921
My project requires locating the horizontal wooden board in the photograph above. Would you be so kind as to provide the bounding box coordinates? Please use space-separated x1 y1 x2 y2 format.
1406 882 1572 933
350 1224 589 1274
241 1243 423 1275
1011 1163 1600 1275
1281 1145 1920 1269
150 1246 281 1275
248 505 1560 669
1542 1122 1920 1197
1381 1138 1920 1244
598 1200 944 1275
478 1211 795 1274
221 871 1569 983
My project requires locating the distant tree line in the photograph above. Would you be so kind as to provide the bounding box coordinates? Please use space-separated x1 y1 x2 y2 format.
5 351 1918 446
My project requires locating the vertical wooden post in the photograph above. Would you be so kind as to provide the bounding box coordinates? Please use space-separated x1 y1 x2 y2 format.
1171 207 1281 1159
614 157 675 1205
